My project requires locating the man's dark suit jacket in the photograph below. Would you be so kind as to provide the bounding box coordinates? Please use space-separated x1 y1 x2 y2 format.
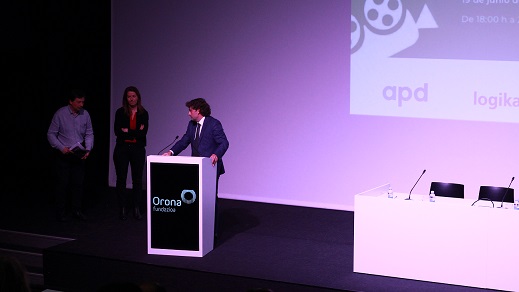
171 116 229 176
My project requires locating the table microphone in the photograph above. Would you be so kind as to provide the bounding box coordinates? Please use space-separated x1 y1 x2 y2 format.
499 176 514 208
157 135 179 155
406 169 426 200
471 197 493 208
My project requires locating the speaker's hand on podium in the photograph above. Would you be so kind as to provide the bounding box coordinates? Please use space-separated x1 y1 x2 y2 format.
162 151 172 156
210 154 218 166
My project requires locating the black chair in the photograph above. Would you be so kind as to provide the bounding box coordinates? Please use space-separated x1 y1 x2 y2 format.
429 182 464 199
478 186 514 204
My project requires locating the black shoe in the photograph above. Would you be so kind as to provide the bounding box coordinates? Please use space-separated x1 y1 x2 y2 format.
74 210 87 221
120 207 127 220
134 207 142 220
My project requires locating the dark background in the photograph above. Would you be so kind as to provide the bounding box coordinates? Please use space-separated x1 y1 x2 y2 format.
4 1 111 207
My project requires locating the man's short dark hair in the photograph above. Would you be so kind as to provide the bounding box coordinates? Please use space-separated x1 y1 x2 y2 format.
68 90 86 102
186 98 211 116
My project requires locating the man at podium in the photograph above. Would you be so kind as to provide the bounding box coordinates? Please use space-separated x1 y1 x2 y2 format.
162 98 229 238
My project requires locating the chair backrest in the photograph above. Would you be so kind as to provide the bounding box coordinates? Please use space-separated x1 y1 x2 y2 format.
478 186 514 203
429 182 464 199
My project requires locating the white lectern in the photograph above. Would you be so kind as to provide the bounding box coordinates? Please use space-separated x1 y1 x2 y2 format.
146 155 216 257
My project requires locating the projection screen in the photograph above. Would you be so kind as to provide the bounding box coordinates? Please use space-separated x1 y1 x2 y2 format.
111 0 519 211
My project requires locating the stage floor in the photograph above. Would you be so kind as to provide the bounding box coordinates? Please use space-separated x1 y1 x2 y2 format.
0 188 495 292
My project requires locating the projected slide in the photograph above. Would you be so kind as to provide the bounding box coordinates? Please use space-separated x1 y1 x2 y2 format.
350 0 519 123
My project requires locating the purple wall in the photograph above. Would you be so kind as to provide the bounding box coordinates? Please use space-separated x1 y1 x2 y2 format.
111 0 519 210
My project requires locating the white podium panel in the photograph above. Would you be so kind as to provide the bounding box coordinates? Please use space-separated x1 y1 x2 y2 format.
354 184 519 291
146 155 216 257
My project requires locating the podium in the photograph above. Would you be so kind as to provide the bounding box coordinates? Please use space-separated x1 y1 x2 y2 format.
146 155 216 257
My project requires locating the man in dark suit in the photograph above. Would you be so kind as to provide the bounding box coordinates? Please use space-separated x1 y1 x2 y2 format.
163 98 229 239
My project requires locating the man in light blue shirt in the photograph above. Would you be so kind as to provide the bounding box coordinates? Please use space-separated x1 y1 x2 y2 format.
47 90 94 222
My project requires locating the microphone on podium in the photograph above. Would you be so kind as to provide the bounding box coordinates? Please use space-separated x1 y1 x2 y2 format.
499 176 514 208
406 169 426 200
157 135 179 155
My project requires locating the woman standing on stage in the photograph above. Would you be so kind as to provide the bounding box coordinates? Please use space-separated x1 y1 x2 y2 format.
113 86 149 220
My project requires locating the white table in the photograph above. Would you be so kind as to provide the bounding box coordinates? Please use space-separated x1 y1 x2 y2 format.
354 184 519 291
